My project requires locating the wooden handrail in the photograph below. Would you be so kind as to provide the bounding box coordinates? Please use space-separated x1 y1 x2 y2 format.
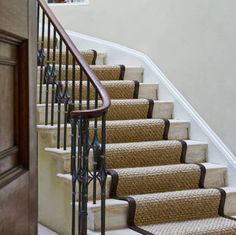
38 0 110 119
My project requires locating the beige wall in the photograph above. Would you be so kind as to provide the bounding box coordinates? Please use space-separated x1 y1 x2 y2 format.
51 0 236 155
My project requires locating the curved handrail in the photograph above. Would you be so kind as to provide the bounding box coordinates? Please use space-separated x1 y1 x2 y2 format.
38 0 110 119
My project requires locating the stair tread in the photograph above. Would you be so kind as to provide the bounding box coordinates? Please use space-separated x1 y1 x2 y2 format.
38 119 190 129
38 119 189 145
45 139 207 154
139 217 236 235
109 163 225 197
87 187 236 209
111 162 225 176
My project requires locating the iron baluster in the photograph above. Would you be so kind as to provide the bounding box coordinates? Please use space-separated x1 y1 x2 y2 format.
56 80 63 148
50 28 57 126
62 47 71 150
92 90 99 205
100 113 107 235
44 20 51 125
77 118 83 234
71 118 77 235
80 118 90 235
38 12 45 104
44 63 52 125
79 65 83 110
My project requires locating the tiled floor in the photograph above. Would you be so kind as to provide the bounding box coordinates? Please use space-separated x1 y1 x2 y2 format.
38 224 58 235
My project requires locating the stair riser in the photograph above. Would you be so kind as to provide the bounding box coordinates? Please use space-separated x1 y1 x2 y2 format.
36 83 158 104
88 187 236 232
58 167 226 200
57 165 227 231
46 142 208 173
37 101 173 125
37 66 143 84
38 121 189 148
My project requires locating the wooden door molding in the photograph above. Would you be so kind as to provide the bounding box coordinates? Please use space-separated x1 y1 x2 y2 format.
0 32 29 187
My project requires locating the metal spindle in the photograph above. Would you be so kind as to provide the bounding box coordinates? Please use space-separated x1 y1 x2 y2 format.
50 28 57 126
37 3 40 49
87 77 90 110
100 113 107 235
80 119 90 235
79 65 83 110
72 56 76 105
92 90 99 204
71 118 77 235
78 117 83 234
56 38 63 148
63 47 70 150
45 20 51 125
39 12 45 104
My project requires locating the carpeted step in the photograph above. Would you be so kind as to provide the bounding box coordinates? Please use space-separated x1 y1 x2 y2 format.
129 189 222 226
57 163 226 204
109 164 206 197
37 82 158 103
57 64 126 81
85 187 236 232
37 65 144 83
47 48 98 65
37 100 172 125
69 80 139 100
45 140 207 173
106 140 187 169
37 120 188 147
99 119 188 144
106 140 208 169
139 217 236 235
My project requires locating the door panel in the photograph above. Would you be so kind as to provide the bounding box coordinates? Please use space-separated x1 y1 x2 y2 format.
0 0 37 234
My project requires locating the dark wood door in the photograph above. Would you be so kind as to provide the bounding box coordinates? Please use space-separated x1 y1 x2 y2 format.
0 0 37 234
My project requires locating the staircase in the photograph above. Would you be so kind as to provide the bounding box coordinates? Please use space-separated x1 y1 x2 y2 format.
37 1 236 235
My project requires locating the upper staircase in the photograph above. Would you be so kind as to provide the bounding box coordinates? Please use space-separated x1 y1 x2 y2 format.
37 1 236 234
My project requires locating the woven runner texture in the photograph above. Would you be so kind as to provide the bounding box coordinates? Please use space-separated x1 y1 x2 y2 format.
56 65 124 81
132 189 221 225
110 164 202 197
106 140 183 169
68 80 138 100
140 217 236 235
90 119 167 144
49 49 96 65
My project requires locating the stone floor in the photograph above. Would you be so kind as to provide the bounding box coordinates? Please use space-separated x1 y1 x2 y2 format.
38 224 58 235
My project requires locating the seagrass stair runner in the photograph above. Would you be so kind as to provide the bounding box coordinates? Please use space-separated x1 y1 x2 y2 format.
37 28 236 235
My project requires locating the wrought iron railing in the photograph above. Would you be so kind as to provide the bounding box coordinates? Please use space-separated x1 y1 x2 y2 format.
37 0 110 234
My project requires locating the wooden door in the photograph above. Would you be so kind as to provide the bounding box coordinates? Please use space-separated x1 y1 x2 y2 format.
0 0 37 234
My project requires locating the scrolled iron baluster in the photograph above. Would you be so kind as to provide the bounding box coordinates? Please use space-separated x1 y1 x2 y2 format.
62 89 71 150
38 11 45 104
77 117 83 234
44 63 52 125
37 48 45 67
92 125 101 205
99 113 107 235
62 47 71 150
80 118 91 235
71 118 77 235
50 28 57 126
56 80 63 148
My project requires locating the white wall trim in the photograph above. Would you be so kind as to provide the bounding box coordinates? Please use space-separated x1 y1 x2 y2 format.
49 1 89 7
67 30 236 186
